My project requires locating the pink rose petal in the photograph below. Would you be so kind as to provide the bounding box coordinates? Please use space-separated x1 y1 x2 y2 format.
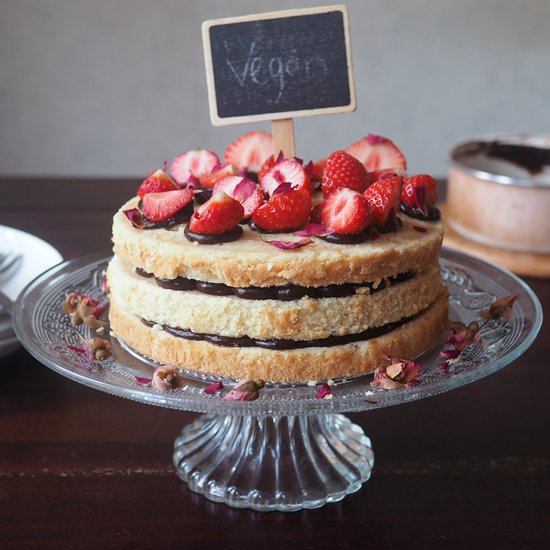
316 383 332 399
223 389 250 401
205 381 224 395
295 223 334 237
123 208 145 229
265 238 313 250
272 180 294 196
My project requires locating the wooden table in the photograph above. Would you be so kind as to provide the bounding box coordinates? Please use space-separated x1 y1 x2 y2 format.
1 179 548 549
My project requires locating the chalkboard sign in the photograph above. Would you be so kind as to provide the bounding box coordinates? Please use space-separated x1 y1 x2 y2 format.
202 5 356 126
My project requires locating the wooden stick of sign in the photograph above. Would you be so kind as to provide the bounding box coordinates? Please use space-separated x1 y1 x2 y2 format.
201 5 356 159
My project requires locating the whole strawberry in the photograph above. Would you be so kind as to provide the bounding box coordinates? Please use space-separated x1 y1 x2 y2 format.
321 188 370 234
321 150 370 197
252 188 311 232
401 174 438 211
189 191 244 234
364 175 403 229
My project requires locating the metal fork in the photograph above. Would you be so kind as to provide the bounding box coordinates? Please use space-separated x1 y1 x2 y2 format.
0 252 23 277
0 252 23 316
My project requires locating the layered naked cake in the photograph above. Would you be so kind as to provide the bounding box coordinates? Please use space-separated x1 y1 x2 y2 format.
108 132 448 382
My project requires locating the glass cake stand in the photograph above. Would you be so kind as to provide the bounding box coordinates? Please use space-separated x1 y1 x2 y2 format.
13 246 542 512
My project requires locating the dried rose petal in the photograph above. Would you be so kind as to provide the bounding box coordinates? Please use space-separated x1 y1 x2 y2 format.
480 293 518 320
101 274 109 294
413 226 427 233
294 223 334 237
264 238 313 250
123 208 145 229
223 379 265 401
366 134 386 145
232 177 257 202
316 383 332 399
152 366 183 391
272 181 294 196
67 345 87 354
204 381 224 395
135 376 153 385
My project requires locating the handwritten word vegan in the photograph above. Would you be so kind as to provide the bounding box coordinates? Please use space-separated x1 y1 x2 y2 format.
225 40 328 104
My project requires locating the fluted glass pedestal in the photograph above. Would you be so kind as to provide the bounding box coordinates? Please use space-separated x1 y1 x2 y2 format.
174 414 374 511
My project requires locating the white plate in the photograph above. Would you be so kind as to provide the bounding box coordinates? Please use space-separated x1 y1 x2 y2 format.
0 225 63 356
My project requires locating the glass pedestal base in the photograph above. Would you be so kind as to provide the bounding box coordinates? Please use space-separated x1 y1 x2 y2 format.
173 414 374 512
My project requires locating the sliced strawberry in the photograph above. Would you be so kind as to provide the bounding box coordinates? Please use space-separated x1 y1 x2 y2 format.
141 189 194 222
188 191 244 234
171 149 220 185
137 169 179 199
346 134 407 173
321 150 370 197
252 188 311 232
214 176 263 219
321 188 370 235
364 175 403 229
224 131 273 173
309 201 324 224
199 164 238 188
260 158 311 196
401 174 438 209
258 155 276 182
311 158 326 182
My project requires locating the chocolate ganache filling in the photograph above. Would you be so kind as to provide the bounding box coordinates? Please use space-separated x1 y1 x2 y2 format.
141 315 412 350
184 224 243 244
400 203 441 221
135 268 415 301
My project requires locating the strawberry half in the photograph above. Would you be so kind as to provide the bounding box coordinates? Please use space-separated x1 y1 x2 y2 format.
321 150 370 197
401 174 438 211
260 158 311 196
321 188 370 235
224 131 273 173
311 158 327 182
188 191 244 234
171 149 220 185
345 134 407 173
363 175 403 229
214 176 263 219
137 169 179 199
141 189 194 222
199 164 238 189
252 188 311 232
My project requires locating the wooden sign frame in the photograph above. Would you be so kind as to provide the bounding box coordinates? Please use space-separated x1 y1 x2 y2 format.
201 5 356 128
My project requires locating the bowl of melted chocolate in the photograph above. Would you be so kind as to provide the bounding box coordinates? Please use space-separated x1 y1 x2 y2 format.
448 134 550 254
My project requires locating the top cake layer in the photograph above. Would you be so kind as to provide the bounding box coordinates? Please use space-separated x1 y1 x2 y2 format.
113 197 444 287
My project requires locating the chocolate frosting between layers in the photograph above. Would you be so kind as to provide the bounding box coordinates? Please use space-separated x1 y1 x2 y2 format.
135 268 416 301
141 315 411 350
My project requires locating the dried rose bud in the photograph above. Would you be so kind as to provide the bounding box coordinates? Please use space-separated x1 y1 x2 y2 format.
62 291 106 328
85 337 112 361
152 366 183 391
223 379 265 401
371 357 422 390
480 293 518 320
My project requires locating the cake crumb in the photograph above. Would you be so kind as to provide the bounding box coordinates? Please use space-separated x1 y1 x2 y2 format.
307 380 317 387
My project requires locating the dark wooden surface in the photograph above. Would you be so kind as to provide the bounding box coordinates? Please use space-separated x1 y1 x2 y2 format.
0 178 548 550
